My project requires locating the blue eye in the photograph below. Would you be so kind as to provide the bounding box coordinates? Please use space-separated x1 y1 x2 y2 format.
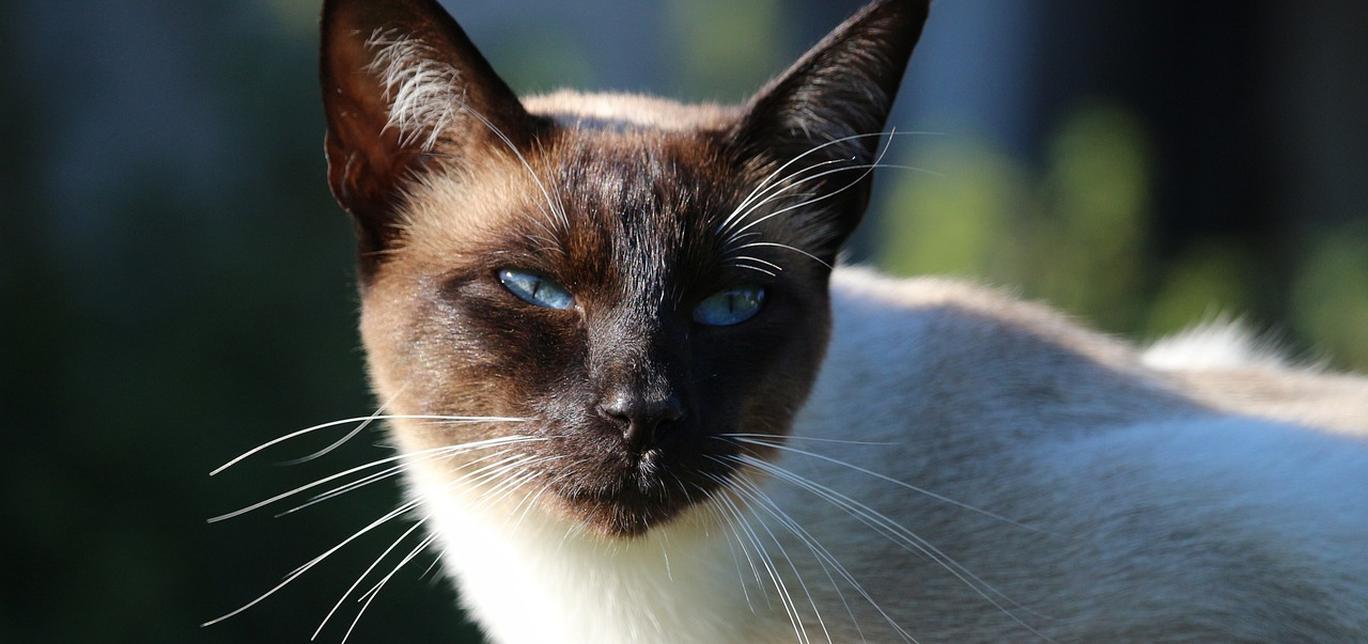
693 287 765 326
498 269 575 310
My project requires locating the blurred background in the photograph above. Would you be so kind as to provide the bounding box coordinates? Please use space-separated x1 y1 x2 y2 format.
2 1 1365 642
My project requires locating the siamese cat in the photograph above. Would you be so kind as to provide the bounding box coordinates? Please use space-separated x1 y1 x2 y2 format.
212 0 1368 641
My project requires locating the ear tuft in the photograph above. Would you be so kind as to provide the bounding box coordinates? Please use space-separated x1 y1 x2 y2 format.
363 27 466 152
320 0 534 269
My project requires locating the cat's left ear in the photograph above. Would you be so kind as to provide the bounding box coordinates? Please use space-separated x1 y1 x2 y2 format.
731 0 929 256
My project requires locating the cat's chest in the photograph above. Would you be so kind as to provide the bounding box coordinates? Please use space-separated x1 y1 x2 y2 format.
406 466 786 644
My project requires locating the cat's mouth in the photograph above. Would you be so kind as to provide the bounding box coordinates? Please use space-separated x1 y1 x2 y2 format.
548 447 728 538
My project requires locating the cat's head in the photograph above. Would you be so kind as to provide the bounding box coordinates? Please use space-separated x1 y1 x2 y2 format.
320 0 927 537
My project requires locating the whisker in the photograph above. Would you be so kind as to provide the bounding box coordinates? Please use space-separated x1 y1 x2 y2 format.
729 436 1047 535
725 129 898 244
727 242 832 270
318 452 555 639
704 490 767 609
276 447 523 518
459 103 569 233
731 255 785 272
730 262 779 278
718 156 854 235
210 415 526 476
718 130 942 235
706 473 810 644
312 516 431 640
278 386 409 466
731 453 1055 641
720 457 912 644
201 496 424 627
343 531 441 644
717 433 897 447
208 436 542 523
725 476 834 644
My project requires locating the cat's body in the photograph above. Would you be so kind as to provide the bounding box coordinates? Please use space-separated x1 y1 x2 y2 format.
403 268 1368 642
295 0 1368 641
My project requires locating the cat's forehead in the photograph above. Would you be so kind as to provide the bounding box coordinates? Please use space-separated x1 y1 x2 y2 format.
395 122 745 283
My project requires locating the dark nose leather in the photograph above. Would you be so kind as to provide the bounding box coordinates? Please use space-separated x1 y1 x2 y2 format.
597 393 685 450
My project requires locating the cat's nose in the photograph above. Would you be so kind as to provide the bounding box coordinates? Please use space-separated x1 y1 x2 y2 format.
597 393 685 450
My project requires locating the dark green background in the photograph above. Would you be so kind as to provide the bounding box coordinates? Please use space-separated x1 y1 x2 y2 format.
3 1 1365 642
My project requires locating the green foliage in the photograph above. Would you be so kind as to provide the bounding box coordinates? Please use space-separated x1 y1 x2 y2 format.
669 0 782 101
1293 224 1368 367
876 102 1367 371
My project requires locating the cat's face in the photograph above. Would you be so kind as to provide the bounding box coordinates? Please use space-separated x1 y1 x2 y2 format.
321 0 926 537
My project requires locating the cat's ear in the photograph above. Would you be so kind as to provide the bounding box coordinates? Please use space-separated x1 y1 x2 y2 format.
320 0 535 260
731 0 928 256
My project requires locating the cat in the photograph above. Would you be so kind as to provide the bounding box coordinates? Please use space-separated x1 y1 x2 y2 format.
212 0 1368 641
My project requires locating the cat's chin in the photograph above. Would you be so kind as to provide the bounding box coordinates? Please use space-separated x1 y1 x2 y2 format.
568 498 679 539
543 458 712 538
553 480 694 539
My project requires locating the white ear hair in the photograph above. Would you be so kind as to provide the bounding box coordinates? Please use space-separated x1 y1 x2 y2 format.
365 28 466 152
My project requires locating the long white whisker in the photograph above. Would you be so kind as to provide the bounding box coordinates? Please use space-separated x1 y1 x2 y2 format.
324 453 558 639
201 496 423 627
702 494 757 613
718 433 897 447
722 458 906 644
725 130 897 244
311 452 531 637
210 415 526 476
718 130 941 235
707 473 809 644
718 157 854 235
727 242 833 270
732 453 1054 641
705 489 768 607
343 532 441 644
208 436 542 523
275 447 516 518
460 104 568 232
731 255 785 272
731 262 780 278
726 476 834 644
312 516 430 640
280 387 409 466
730 437 1046 535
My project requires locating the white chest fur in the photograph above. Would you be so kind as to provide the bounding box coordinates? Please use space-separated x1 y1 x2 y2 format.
407 465 788 644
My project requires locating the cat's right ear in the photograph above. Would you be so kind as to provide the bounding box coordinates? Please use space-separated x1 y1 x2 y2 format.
321 0 535 264
729 0 928 260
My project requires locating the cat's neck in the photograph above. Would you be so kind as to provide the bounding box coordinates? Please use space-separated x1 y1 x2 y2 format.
406 463 787 644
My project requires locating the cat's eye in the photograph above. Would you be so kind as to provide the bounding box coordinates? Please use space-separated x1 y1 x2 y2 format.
498 269 575 310
693 286 765 326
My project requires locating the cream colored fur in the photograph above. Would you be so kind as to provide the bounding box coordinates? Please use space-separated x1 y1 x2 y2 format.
400 266 1368 643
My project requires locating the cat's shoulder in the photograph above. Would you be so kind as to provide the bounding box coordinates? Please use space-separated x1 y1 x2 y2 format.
827 265 1138 367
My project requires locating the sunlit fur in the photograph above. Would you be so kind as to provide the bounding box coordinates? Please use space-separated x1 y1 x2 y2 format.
302 0 1368 642
397 268 1368 642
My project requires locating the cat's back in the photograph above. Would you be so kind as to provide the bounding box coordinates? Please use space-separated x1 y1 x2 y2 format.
821 265 1368 434
777 267 1368 641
